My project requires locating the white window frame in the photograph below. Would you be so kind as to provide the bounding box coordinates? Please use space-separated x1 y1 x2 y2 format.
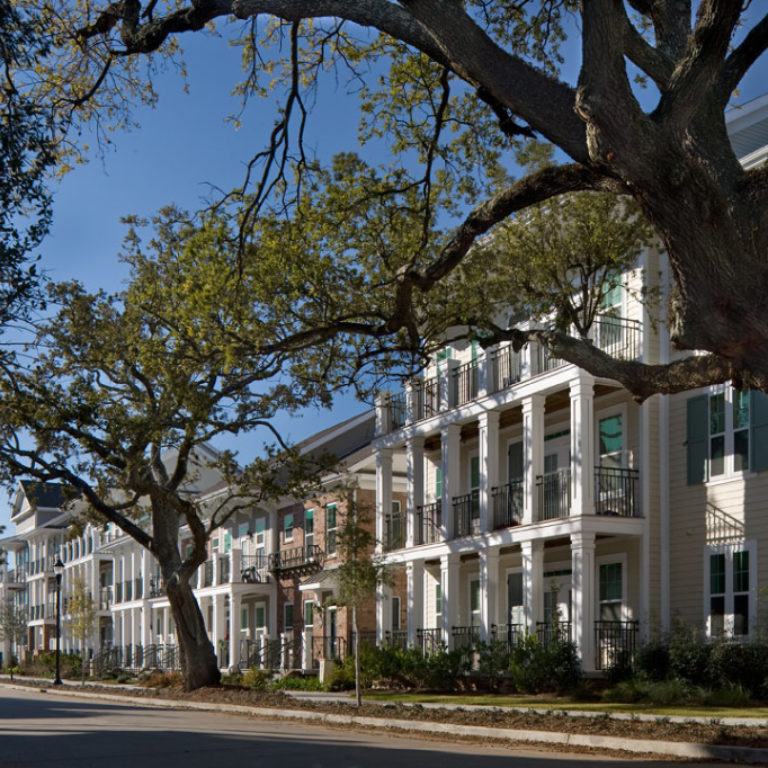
469 577 481 627
706 386 753 481
703 541 756 639
595 404 628 468
596 554 628 623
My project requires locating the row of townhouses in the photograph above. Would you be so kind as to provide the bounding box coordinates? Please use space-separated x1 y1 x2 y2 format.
1 95 768 675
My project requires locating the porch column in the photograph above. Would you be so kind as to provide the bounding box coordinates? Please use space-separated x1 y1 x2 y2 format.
478 346 494 398
377 583 393 644
570 372 596 516
440 553 460 646
479 546 500 642
229 592 240 669
478 411 500 533
440 359 459 411
523 395 545 525
213 594 226 666
571 530 596 672
522 540 544 634
406 436 425 547
374 391 391 436
441 424 461 540
376 448 393 554
406 560 424 646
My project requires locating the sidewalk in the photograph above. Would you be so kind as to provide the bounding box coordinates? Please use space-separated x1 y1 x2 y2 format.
2 676 768 764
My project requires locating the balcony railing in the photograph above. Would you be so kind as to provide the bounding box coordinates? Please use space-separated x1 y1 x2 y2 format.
452 360 478 406
268 544 323 572
589 314 641 360
491 481 523 529
311 634 348 662
384 630 408 649
413 376 440 421
98 587 112 610
384 511 406 552
536 468 571 521
202 559 214 587
148 577 165 598
388 390 407 429
536 621 572 646
416 501 442 545
240 552 268 583
452 490 480 538
491 622 525 651
595 620 639 670
416 627 442 655
595 466 640 517
451 624 481 649
218 556 231 584
490 344 522 393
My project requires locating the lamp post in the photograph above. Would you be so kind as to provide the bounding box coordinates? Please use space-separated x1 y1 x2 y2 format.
53 557 64 686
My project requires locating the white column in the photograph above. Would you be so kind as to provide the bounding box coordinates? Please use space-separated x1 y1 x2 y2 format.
479 546 500 642
570 372 596 516
406 560 424 647
441 424 461 540
523 395 545 524
406 437 425 547
571 530 596 672
478 411 500 533
377 583 393 643
375 391 391 436
213 594 226 666
480 346 495 397
229 592 240 669
522 540 544 634
376 448 393 554
441 359 459 411
440 553 460 646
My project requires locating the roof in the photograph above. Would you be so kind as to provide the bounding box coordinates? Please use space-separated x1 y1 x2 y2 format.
18 480 67 509
726 93 768 160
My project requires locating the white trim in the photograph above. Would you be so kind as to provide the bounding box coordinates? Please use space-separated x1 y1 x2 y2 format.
703 540 757 639
596 553 628 622
594 402 629 467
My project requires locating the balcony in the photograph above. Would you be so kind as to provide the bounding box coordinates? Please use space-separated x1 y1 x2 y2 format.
99 587 113 610
0 567 28 587
491 481 523 529
536 468 571 521
383 511 406 552
452 490 480 538
589 314 641 360
416 501 442 545
489 344 522 393
452 360 478 407
595 466 640 517
389 391 407 430
413 376 440 421
240 552 268 583
268 545 323 574
202 559 214 587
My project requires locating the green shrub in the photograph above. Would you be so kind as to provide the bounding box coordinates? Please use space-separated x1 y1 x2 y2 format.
634 641 671 682
270 673 323 691
508 634 581 694
242 666 270 689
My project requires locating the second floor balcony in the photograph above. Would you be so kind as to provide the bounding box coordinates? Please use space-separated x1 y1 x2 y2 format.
268 545 323 575
453 490 480 538
416 501 442 545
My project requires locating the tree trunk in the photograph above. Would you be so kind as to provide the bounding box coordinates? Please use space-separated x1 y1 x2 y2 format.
165 575 221 691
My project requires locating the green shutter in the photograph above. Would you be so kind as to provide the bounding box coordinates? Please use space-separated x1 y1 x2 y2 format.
686 395 709 484
751 390 768 473
508 442 523 481
436 466 443 499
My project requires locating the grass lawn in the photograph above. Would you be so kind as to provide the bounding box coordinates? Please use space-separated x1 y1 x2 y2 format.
361 690 768 719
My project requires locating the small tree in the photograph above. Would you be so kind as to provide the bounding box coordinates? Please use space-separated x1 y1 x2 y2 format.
64 573 97 685
0 597 28 676
333 488 391 707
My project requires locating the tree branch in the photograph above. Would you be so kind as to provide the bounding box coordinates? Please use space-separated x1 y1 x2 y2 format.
719 13 768 101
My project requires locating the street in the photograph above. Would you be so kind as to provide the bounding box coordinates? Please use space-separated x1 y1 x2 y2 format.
0 686 731 767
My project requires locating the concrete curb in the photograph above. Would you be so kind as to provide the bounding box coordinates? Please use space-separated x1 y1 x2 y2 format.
7 682 768 764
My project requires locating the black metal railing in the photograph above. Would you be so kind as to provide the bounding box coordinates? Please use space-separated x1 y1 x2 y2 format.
491 481 523 529
268 544 323 571
491 623 525 651
416 627 442 655
452 490 480 538
594 620 639 670
240 637 286 670
451 625 481 649
536 468 571 520
490 344 522 392
312 635 348 662
417 501 442 545
92 643 180 673
595 466 640 517
452 360 478 406
202 559 214 587
240 552 268 583
413 376 440 421
538 345 565 372
385 630 408 649
388 390 407 430
148 578 165 598
98 587 112 610
384 511 406 552
589 314 641 360
218 555 231 584
536 621 572 646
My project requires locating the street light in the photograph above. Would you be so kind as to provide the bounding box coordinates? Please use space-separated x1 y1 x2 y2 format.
53 557 65 686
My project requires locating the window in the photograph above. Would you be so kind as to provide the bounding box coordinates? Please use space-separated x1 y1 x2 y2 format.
599 415 623 469
326 504 337 555
254 517 266 547
707 545 753 638
508 442 523 483
507 572 524 625
470 579 481 626
283 513 294 543
389 500 404 549
599 562 623 621
305 509 314 549
303 600 314 628
241 606 248 630
223 532 232 553
391 596 401 631
255 605 265 629
687 389 768 483
284 602 294 631
435 465 443 501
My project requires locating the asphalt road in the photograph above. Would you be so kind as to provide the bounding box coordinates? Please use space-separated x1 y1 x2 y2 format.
0 686 729 767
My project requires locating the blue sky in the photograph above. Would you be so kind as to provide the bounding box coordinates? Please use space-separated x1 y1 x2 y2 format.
1 18 767 531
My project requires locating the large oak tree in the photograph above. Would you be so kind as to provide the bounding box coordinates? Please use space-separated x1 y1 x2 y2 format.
19 1 768 399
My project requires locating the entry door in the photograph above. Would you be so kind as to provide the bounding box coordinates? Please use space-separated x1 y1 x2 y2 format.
543 572 572 628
